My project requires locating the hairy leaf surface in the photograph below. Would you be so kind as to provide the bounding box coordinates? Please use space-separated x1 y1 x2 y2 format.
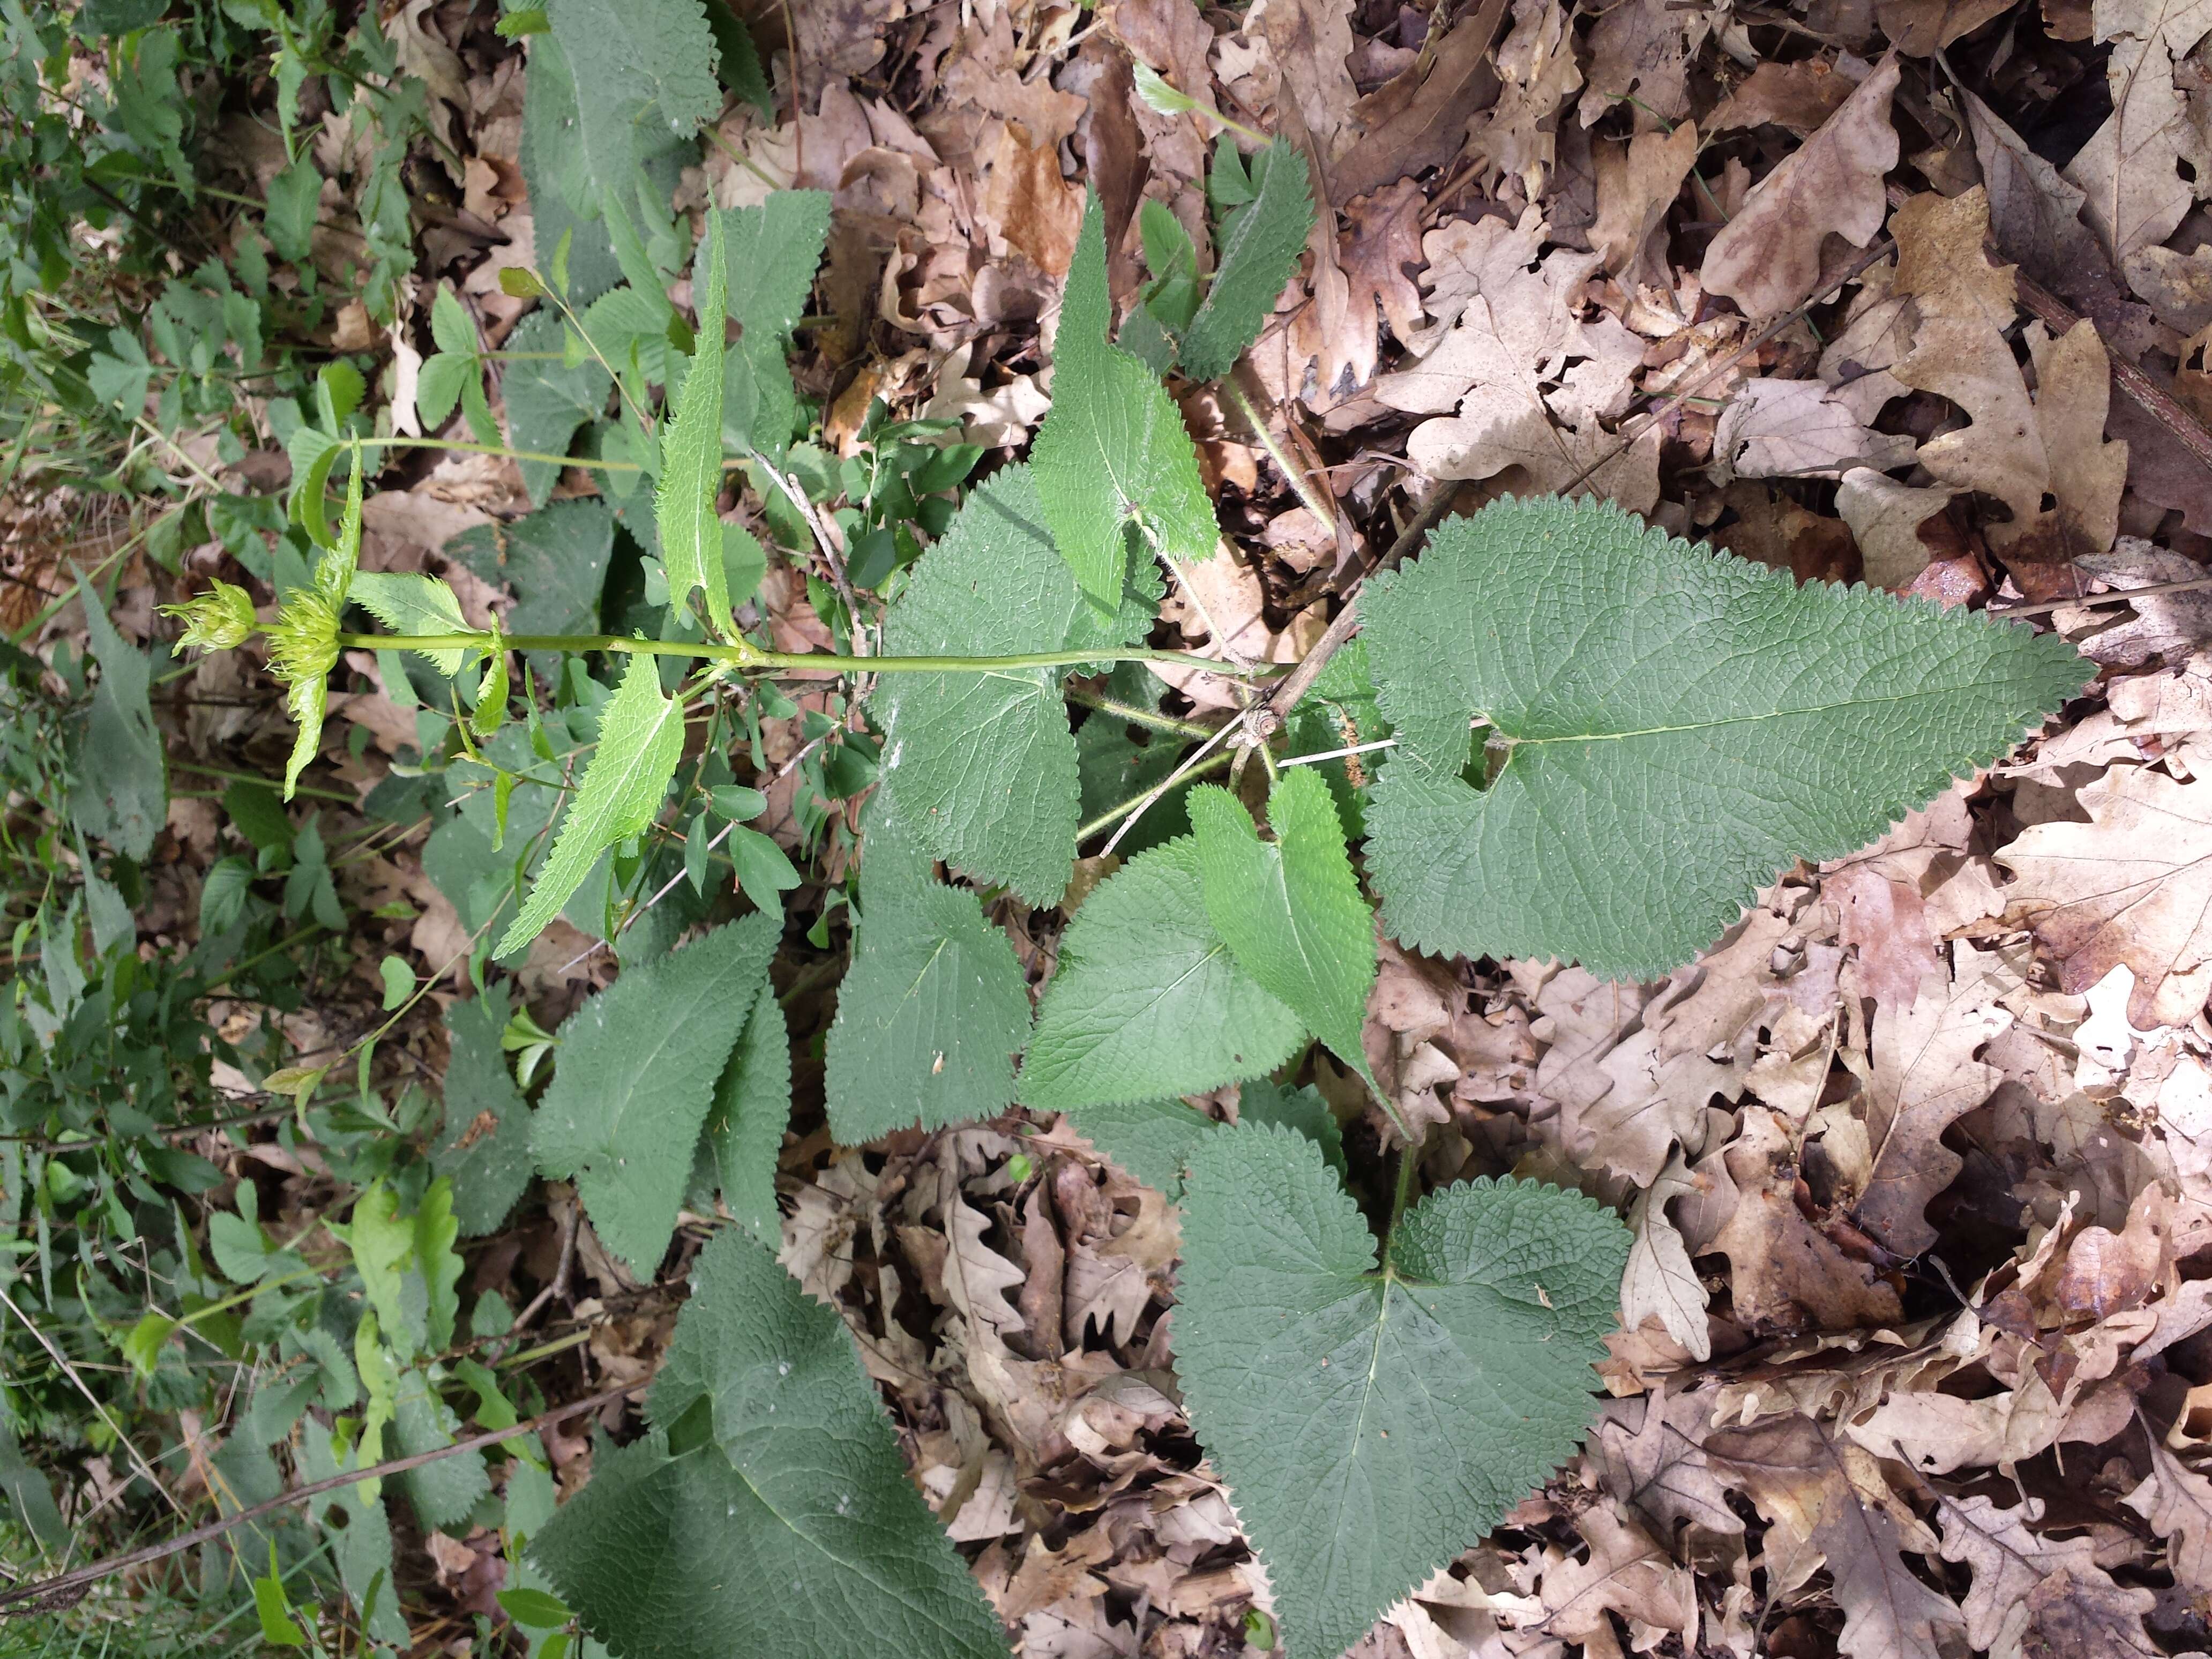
1032 198 1217 607
529 913 778 1274
658 211 731 636
1179 139 1314 380
824 820 1032 1142
349 573 470 674
1021 839 1305 1111
497 652 684 958
531 1229 1006 1659
1175 1126 1628 1659
433 985 534 1237
544 0 721 213
1191 768 1377 1088
1066 1080 1346 1197
705 977 790 1243
1362 496 2089 978
502 309 612 505
874 466 1157 905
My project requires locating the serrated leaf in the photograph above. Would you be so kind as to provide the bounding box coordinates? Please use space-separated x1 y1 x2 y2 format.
529 913 778 1274
873 466 1159 905
1191 767 1377 1089
658 214 731 637
705 975 790 1243
67 576 165 860
349 572 471 675
450 498 615 645
393 1373 489 1530
545 0 721 214
1032 196 1218 607
1021 838 1306 1112
517 32 626 303
430 283 476 356
824 818 1033 1142
497 652 684 959
712 193 828 460
502 309 612 506
1175 1126 1628 1659
433 985 534 1237
1179 139 1314 381
1361 496 2090 980
531 1229 1006 1659
1065 1079 1345 1197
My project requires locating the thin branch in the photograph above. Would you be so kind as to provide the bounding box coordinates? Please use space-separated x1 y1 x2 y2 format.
330 631 1274 679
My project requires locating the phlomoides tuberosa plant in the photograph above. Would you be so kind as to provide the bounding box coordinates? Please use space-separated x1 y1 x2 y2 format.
164 173 2090 1659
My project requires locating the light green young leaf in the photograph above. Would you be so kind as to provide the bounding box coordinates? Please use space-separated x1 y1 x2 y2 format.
1031 196 1218 608
276 462 361 801
430 283 477 357
497 652 684 959
1362 496 2091 980
349 572 473 675
873 465 1159 905
530 1229 1007 1659
1065 1079 1344 1198
1191 767 1377 1089
502 308 614 506
67 575 166 860
1175 1126 1628 1659
528 913 778 1274
434 985 534 1237
704 975 790 1243
1021 838 1306 1112
658 211 731 637
1178 139 1314 381
824 817 1033 1143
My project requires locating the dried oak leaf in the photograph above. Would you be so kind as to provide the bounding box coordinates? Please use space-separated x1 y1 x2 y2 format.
1997 764 2212 1027
1710 1108 1905 1334
2124 1437 2212 1587
1707 58 1854 134
1575 0 1709 129
1589 122 1698 282
2061 0 2212 264
1938 1494 2160 1658
1702 54 1901 320
1875 0 2015 54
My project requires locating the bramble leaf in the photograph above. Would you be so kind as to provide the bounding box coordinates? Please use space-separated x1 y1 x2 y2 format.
1191 767 1377 1089
824 817 1032 1142
1178 139 1314 381
1031 196 1217 608
496 652 684 959
530 1230 1007 1659
873 465 1159 905
658 211 731 637
348 572 472 675
528 912 778 1274
1174 1125 1628 1659
1021 838 1306 1112
1362 496 2090 980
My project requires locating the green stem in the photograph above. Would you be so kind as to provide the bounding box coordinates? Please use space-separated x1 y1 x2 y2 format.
333 632 1276 680
1385 1136 1421 1259
1064 687 1222 739
1075 749 1234 841
356 436 642 473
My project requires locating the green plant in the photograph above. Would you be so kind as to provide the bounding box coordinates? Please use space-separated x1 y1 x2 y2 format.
150 136 2097 1650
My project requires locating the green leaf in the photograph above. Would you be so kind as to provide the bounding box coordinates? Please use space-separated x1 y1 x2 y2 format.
704 975 790 1243
450 498 615 645
378 954 414 1009
658 212 731 637
349 572 472 675
498 1588 573 1630
430 283 477 356
502 309 612 505
824 817 1033 1143
434 985 535 1237
1178 139 1313 382
283 424 342 550
528 913 778 1274
517 32 626 304
1021 838 1306 1112
530 1230 1007 1659
264 156 320 265
1031 195 1217 608
704 0 772 116
280 464 360 801
1190 768 1376 1089
711 192 829 460
66 576 166 860
497 652 684 960
394 1371 490 1529
873 466 1159 905
415 351 474 431
544 0 722 214
1174 1126 1628 1659
1064 1078 1344 1198
1361 496 2091 979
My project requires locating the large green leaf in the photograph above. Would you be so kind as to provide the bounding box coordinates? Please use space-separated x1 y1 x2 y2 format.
1361 495 2090 980
432 985 534 1237
529 913 778 1274
1175 1126 1627 1659
704 975 790 1243
873 465 1158 905
497 653 684 959
1020 838 1305 1112
1178 139 1314 382
66 576 166 860
544 0 721 216
1191 767 1376 1089
530 1229 1007 1659
659 211 731 636
450 498 615 645
712 191 828 460
502 309 612 506
1031 197 1217 608
1065 1079 1344 1198
824 819 1033 1143
516 31 624 303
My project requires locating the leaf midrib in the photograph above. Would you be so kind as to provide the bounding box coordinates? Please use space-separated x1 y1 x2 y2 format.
1496 676 2047 748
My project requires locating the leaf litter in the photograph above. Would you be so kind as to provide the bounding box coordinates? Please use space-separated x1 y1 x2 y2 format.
31 0 2212 1652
